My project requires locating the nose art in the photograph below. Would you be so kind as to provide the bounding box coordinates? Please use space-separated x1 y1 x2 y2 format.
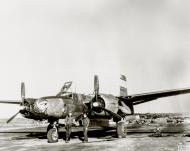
34 99 48 113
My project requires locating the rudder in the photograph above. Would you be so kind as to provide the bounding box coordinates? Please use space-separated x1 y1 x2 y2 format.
120 75 128 97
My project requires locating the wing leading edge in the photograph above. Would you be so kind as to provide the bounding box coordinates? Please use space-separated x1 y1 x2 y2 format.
125 87 190 105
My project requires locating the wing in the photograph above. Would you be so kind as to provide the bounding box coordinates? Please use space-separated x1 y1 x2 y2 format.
126 87 190 105
0 100 21 104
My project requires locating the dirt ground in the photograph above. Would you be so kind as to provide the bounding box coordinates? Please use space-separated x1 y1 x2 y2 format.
0 115 190 151
0 128 189 151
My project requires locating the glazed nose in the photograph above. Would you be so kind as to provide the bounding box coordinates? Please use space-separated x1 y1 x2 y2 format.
34 99 48 113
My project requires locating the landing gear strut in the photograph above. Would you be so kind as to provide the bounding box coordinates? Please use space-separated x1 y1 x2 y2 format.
116 121 126 138
47 120 59 143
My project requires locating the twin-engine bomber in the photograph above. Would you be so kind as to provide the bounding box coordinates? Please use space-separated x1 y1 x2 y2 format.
1 75 190 143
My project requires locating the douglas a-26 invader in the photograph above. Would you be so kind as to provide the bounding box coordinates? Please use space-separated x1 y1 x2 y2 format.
1 75 190 143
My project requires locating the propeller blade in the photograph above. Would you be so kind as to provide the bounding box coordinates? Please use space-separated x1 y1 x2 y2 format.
102 108 122 121
6 111 20 123
0 100 21 104
21 82 25 101
94 75 99 98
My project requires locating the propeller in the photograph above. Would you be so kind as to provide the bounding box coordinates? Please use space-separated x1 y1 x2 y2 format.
91 75 122 122
6 82 26 123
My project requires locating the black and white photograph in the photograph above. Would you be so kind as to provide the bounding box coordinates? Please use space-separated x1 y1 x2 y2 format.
0 0 190 150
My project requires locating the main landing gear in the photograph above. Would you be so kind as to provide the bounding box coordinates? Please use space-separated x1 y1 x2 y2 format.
116 121 126 138
47 120 59 143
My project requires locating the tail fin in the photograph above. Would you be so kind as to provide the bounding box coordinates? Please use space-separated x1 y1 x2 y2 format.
120 75 128 97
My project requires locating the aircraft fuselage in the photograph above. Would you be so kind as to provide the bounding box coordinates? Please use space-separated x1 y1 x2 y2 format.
20 93 132 121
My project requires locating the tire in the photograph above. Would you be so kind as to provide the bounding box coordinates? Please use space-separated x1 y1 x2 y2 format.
116 121 126 138
47 128 59 143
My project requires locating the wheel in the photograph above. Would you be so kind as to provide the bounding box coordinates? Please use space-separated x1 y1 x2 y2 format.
47 128 59 143
116 121 126 138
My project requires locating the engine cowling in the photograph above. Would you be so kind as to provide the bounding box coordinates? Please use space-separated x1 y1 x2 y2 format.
91 95 105 113
90 94 119 117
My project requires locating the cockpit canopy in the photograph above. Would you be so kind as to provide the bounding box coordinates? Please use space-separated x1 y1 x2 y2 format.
56 81 72 96
60 92 73 99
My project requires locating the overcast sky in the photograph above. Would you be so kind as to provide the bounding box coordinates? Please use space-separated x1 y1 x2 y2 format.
0 0 190 118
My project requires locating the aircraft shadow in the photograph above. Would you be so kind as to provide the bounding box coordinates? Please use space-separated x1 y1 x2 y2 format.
10 129 117 141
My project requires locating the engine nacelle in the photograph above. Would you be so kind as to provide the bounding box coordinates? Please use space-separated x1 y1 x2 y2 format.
90 94 119 117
